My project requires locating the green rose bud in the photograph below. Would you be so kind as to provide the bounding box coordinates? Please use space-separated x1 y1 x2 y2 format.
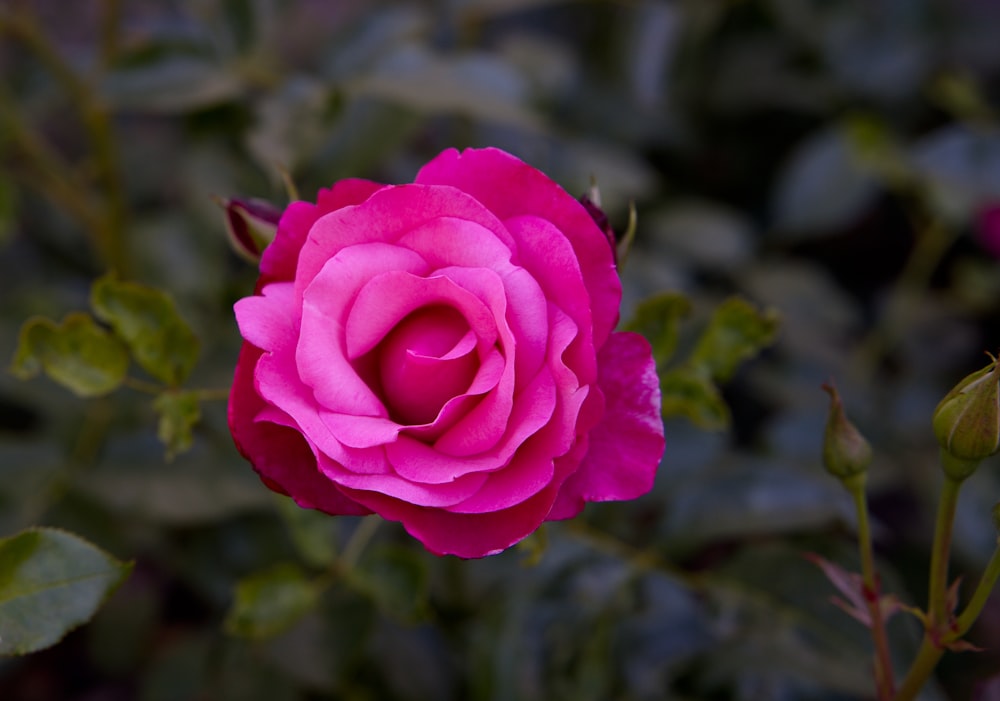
821 381 872 482
932 354 1000 478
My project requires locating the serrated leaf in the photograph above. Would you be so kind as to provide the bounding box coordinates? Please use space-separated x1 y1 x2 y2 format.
690 297 780 382
90 275 199 386
225 563 318 640
9 314 129 397
623 292 692 367
0 527 132 655
349 546 429 623
660 367 730 430
153 390 201 460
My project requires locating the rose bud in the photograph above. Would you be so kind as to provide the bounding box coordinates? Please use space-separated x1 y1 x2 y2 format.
933 354 1000 479
821 381 872 483
219 196 282 263
228 148 665 558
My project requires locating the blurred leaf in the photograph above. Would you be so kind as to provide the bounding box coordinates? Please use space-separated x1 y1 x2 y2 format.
153 389 201 459
101 57 244 114
660 367 729 430
770 126 880 237
91 275 199 386
275 495 338 569
646 201 753 270
350 545 429 623
624 291 692 367
225 563 318 640
10 314 129 397
139 632 211 701
690 297 780 381
910 124 1000 221
0 527 132 655
346 44 540 129
73 460 271 525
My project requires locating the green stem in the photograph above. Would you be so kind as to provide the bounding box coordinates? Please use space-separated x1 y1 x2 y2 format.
340 516 381 570
1 10 129 275
847 475 895 700
954 539 1000 637
893 474 964 701
927 476 962 627
854 215 956 382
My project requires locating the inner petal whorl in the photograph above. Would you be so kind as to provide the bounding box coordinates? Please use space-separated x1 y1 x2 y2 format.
378 305 479 425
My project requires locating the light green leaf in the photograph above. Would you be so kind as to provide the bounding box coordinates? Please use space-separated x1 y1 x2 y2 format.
0 527 132 655
690 297 780 382
9 314 129 397
91 275 199 386
153 390 201 460
623 291 692 367
225 563 318 640
660 367 730 430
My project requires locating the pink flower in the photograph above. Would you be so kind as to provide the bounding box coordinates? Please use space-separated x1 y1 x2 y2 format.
228 147 664 558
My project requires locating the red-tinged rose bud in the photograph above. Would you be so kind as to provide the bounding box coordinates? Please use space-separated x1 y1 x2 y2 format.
821 381 872 483
579 194 617 260
933 353 1000 479
218 196 282 263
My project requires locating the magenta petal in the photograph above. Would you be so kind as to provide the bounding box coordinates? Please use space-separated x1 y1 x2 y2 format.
550 332 664 517
234 282 297 354
260 179 385 286
416 147 621 346
340 484 560 558
228 344 371 516
296 184 512 296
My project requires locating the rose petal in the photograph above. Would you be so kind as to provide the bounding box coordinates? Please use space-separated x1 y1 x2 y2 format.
229 345 371 515
339 483 562 558
548 332 664 519
234 282 297 354
416 147 621 346
316 454 488 507
296 184 513 298
260 178 384 285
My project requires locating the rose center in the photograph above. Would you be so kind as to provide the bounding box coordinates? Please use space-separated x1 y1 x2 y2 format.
377 305 479 425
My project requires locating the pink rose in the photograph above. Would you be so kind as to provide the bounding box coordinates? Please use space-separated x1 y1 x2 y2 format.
228 147 664 558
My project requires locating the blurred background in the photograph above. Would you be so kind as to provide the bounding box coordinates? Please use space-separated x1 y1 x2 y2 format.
2 0 1000 699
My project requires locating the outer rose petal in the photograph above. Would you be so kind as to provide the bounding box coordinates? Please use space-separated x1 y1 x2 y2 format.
548 332 665 520
259 178 384 285
229 344 371 516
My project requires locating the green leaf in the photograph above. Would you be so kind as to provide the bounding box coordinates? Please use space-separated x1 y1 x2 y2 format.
660 367 730 430
0 527 132 655
225 563 318 640
90 275 199 386
623 291 692 367
153 390 201 460
9 314 129 397
275 496 338 569
349 546 429 623
690 297 780 382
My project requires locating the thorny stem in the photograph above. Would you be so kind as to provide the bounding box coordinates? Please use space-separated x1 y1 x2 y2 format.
846 475 895 700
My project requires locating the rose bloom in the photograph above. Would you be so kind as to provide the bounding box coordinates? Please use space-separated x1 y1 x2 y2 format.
229 147 664 558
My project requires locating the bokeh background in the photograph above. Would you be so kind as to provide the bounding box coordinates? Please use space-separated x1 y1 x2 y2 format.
2 0 1000 699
